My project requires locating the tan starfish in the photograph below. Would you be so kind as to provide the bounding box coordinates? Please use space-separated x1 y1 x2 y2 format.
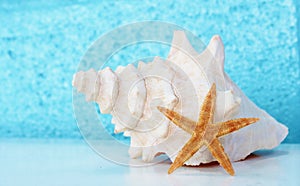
157 83 259 176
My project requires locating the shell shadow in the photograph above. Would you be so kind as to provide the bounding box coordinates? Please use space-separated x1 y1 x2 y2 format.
160 148 289 171
241 149 289 162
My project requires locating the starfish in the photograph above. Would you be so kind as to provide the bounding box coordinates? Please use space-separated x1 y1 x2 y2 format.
157 83 259 176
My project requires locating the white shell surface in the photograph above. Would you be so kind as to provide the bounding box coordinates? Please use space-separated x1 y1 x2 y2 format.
72 31 288 165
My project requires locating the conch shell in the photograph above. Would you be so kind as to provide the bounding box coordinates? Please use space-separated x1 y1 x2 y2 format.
72 31 288 165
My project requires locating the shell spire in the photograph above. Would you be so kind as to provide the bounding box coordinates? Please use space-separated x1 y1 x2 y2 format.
72 67 119 114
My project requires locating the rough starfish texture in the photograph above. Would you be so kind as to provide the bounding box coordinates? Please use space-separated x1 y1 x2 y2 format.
157 83 259 176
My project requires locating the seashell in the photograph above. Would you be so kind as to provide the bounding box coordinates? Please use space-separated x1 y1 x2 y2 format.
72 31 288 165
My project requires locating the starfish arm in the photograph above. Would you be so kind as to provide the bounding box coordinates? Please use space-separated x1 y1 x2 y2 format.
157 106 196 134
207 138 235 176
197 83 216 131
168 137 204 174
216 118 259 137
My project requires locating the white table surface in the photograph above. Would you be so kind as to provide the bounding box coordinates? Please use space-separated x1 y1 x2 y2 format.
0 139 299 186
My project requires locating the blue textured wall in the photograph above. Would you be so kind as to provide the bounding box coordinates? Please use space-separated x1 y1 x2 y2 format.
0 0 299 142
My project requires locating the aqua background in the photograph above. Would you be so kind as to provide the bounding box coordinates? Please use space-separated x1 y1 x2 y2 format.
0 0 299 142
